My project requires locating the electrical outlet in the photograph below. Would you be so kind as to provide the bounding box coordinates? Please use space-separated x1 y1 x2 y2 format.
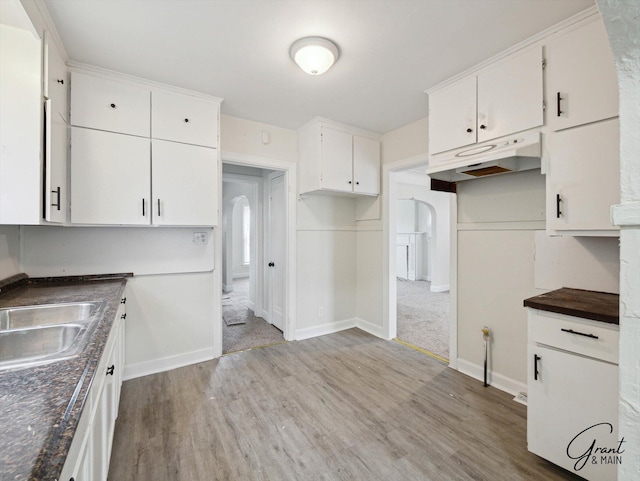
193 232 208 244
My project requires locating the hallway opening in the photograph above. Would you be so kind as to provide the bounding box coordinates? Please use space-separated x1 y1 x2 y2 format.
221 164 285 354
393 170 452 361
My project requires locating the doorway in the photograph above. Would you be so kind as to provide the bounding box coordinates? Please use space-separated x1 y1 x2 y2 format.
395 195 450 360
384 163 456 364
221 164 285 354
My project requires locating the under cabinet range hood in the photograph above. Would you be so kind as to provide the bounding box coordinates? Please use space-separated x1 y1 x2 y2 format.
426 130 541 183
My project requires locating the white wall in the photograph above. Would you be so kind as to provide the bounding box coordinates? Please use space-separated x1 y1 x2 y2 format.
20 225 216 377
296 195 358 338
222 179 257 291
221 114 297 163
597 2 640 479
231 197 249 278
381 117 429 164
0 225 21 279
456 170 544 393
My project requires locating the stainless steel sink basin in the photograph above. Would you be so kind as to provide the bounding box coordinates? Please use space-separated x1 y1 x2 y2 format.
0 302 100 330
0 324 84 368
0 301 103 371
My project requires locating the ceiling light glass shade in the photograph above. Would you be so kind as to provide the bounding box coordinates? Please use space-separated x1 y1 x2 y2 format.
290 37 339 75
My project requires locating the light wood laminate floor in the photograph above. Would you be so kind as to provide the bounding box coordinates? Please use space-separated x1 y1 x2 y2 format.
108 329 580 481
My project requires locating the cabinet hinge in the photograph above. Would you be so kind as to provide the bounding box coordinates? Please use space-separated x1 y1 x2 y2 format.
542 58 547 69
542 100 547 111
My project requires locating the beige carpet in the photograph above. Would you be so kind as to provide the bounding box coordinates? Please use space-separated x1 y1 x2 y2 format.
396 278 450 360
222 278 284 354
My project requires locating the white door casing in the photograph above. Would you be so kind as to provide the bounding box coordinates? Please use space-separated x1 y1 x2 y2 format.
267 172 286 331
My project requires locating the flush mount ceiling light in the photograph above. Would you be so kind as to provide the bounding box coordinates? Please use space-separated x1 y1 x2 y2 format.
290 37 339 75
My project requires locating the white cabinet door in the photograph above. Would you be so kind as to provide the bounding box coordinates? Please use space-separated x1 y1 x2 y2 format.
546 19 619 131
428 75 477 155
152 139 218 226
44 34 68 223
320 126 353 192
44 103 68 223
152 90 218 148
528 345 619 481
477 46 543 142
547 118 619 233
71 128 151 225
353 135 380 195
0 21 42 225
45 34 68 121
70 72 150 137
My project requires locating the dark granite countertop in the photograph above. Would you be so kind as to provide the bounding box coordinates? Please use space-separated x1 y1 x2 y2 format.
523 287 619 325
0 275 129 481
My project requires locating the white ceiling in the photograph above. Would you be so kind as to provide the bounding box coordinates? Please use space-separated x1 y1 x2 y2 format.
44 0 594 134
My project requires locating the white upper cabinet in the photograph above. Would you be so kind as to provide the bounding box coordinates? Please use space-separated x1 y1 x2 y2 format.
152 90 218 148
428 76 477 155
298 118 380 197
44 33 68 122
69 71 220 226
152 139 218 226
0 5 42 225
546 18 618 132
319 126 354 192
546 117 619 235
353 135 381 195
70 72 150 137
428 46 543 156
71 127 151 225
476 46 543 142
43 33 68 223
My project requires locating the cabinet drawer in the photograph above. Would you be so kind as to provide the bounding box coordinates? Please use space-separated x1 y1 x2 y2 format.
528 309 619 364
152 90 218 147
71 72 150 137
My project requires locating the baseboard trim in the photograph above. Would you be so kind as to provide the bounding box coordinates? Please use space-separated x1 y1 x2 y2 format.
354 317 387 339
456 358 527 397
295 318 357 341
222 283 233 293
123 348 215 381
430 284 449 293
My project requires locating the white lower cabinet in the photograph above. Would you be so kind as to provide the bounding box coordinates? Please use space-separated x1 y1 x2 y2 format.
59 296 126 481
527 309 619 481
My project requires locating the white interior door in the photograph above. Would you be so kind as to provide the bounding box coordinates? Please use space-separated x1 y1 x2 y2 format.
267 173 286 331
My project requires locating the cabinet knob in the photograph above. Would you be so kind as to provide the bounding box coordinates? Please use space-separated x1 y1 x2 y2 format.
57 79 64 85
110 103 116 109
106 364 115 376
348 181 352 184
356 181 360 185
268 262 275 267
121 313 127 320
479 124 487 130
121 297 127 304
184 118 190 123
466 128 472 133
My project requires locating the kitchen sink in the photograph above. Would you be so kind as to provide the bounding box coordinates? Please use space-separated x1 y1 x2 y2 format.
0 302 103 371
0 302 101 330
0 324 84 368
